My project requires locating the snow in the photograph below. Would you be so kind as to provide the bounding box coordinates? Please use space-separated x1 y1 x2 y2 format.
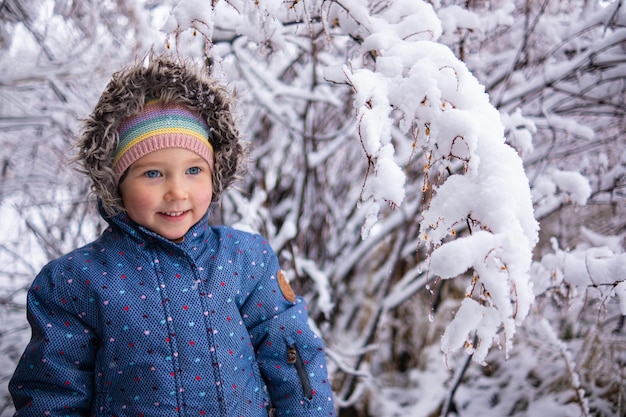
438 5 481 34
440 297 502 364
532 235 626 317
551 169 592 205
162 0 214 34
3 0 625 416
296 258 335 317
532 168 592 218
324 0 539 366
500 108 536 156
580 226 624 254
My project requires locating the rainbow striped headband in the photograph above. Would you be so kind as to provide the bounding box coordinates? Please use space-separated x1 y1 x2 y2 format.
113 100 214 182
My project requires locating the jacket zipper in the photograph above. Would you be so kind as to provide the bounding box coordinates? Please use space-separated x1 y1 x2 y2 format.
287 344 313 400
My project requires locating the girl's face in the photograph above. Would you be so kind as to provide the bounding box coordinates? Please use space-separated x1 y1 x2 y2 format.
119 148 213 241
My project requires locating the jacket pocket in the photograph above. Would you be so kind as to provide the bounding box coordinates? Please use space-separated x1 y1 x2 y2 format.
286 343 313 400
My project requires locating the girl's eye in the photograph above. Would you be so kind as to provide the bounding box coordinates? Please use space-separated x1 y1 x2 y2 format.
187 166 201 175
144 170 161 178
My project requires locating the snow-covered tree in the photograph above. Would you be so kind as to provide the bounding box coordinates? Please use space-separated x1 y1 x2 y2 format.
1 0 624 416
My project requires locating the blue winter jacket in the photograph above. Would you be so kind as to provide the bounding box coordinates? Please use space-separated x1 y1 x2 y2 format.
9 208 335 417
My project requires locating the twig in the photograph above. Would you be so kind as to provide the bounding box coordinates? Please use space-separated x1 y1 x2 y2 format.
440 344 474 417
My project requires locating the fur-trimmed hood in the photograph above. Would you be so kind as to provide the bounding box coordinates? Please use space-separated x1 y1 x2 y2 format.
75 52 247 215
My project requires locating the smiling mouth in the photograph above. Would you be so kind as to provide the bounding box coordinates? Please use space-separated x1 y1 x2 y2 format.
161 211 187 217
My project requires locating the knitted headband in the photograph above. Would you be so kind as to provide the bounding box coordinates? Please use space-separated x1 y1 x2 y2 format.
113 100 214 182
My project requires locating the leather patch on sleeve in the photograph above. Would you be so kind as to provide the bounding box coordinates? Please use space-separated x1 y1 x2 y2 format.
277 269 296 303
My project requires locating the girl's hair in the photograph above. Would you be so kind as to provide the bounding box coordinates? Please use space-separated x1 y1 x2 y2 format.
74 52 247 215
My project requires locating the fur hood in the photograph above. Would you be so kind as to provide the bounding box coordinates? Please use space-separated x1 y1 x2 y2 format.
75 52 247 215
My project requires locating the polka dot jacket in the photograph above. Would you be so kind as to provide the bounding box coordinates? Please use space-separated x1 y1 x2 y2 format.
9 209 335 417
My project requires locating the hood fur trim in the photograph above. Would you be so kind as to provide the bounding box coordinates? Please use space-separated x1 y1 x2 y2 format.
74 52 247 215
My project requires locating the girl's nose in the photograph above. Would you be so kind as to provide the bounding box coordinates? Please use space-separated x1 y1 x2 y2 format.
165 178 188 201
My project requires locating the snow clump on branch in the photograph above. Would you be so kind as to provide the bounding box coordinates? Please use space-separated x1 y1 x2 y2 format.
338 0 539 364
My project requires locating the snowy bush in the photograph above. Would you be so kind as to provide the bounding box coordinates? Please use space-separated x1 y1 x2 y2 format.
1 0 625 416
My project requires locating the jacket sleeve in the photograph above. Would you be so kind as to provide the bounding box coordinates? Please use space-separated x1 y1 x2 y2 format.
240 239 335 417
9 263 98 417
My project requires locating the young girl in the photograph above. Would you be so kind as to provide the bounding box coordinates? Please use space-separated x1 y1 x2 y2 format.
9 53 335 417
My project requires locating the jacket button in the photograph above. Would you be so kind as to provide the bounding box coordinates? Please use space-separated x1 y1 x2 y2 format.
287 347 297 364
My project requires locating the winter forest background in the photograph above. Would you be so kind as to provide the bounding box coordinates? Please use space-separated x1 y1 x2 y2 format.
1 0 625 416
